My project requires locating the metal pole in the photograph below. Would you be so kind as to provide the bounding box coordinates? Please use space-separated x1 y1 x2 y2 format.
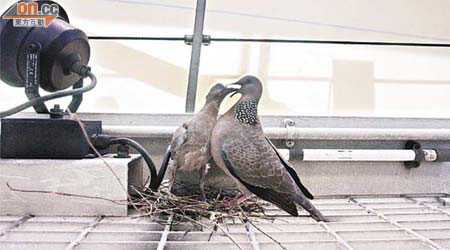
185 0 207 113
103 125 450 140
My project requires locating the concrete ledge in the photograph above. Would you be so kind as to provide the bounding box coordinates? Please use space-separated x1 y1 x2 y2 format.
0 154 144 216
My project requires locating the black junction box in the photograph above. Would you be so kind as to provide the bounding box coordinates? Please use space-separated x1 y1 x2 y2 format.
0 118 102 159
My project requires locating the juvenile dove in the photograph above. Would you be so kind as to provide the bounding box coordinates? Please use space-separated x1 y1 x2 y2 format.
160 83 235 199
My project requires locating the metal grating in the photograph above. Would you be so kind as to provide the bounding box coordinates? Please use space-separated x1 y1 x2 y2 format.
0 194 449 250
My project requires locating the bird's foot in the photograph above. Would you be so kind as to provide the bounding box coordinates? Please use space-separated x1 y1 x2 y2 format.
198 164 209 202
312 212 329 222
224 195 248 208
200 190 207 201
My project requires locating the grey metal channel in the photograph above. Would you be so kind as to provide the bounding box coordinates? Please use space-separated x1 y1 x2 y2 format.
0 193 449 250
185 0 207 113
4 113 450 196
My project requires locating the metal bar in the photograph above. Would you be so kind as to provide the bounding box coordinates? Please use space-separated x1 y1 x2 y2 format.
0 215 33 238
349 197 444 250
319 222 354 250
172 220 449 229
87 35 450 48
4 239 450 246
103 125 175 138
185 0 207 113
438 197 450 206
211 38 450 47
244 222 260 250
273 127 450 140
88 36 184 41
265 212 444 219
405 196 450 217
102 125 450 140
65 216 104 250
315 193 450 200
156 214 173 250
4 227 450 235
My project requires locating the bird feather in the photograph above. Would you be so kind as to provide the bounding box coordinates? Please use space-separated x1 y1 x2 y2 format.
265 137 314 199
221 147 298 216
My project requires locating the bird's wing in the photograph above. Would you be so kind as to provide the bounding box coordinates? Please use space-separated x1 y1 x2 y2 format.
170 123 189 155
265 137 314 199
221 146 298 216
220 128 306 215
221 129 297 192
159 123 189 184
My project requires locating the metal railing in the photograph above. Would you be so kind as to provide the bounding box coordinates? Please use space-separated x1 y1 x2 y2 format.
88 0 450 113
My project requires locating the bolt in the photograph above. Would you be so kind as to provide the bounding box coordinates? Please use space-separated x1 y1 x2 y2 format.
28 44 38 52
283 119 295 127
115 144 131 158
283 119 296 148
49 104 64 119
285 140 295 148
50 104 62 112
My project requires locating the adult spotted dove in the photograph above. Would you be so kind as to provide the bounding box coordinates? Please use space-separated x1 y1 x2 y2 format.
210 75 328 222
159 83 236 200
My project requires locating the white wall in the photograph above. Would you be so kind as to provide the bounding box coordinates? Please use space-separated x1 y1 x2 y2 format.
1 0 450 117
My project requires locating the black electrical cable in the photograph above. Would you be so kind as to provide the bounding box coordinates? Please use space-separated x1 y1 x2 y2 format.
154 145 172 190
108 137 159 191
0 66 97 118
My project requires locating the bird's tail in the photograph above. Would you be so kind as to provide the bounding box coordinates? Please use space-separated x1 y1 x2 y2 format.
293 194 329 222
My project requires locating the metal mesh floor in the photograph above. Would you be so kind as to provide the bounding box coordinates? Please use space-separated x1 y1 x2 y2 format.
1 194 449 250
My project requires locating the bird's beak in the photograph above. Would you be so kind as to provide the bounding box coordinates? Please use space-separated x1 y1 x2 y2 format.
226 83 241 97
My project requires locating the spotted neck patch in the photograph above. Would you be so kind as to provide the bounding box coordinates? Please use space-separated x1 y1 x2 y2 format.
235 99 259 125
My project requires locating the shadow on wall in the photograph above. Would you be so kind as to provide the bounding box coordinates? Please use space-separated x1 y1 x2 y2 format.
196 43 291 114
91 40 189 98
92 40 293 114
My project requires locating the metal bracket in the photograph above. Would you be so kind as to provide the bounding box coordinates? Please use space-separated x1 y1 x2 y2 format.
404 141 424 168
67 78 84 113
184 34 211 46
25 42 49 114
23 43 86 116
423 149 438 162
283 119 295 148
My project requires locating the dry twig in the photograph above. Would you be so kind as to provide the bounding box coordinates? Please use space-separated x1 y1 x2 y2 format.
128 183 275 250
239 205 287 250
6 182 126 205
68 110 139 211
